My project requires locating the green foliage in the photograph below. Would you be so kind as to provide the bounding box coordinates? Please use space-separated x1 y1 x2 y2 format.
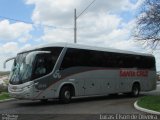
0 92 10 100
137 96 160 112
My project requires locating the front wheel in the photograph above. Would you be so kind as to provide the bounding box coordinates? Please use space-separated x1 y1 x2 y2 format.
131 84 140 97
59 86 72 104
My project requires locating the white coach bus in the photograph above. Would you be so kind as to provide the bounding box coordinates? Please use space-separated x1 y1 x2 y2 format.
4 43 156 103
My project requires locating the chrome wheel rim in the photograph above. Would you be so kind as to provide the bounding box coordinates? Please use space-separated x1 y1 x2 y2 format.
64 91 70 99
134 87 139 95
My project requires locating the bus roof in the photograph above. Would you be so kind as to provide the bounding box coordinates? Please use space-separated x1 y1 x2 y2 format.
19 42 153 57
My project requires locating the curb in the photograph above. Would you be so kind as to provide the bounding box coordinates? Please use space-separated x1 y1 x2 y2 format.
0 98 16 103
134 101 160 115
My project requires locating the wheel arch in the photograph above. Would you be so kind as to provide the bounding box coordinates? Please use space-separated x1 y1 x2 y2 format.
132 81 141 90
58 82 76 97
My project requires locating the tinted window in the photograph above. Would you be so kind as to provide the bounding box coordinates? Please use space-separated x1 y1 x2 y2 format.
32 47 62 79
61 48 155 70
61 48 113 69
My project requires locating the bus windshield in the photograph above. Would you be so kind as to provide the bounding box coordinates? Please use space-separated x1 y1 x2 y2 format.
9 47 63 85
9 51 50 85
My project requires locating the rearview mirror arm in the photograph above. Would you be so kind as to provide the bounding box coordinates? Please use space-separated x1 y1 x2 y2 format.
3 57 16 69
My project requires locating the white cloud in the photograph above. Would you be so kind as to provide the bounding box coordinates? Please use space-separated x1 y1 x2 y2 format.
19 44 32 51
24 0 136 45
25 0 157 55
0 55 14 71
0 42 18 55
25 0 139 47
0 42 18 71
26 0 135 26
78 12 122 38
0 20 33 42
18 34 32 43
0 43 34 71
42 28 73 43
41 12 123 44
131 0 145 10
27 0 147 60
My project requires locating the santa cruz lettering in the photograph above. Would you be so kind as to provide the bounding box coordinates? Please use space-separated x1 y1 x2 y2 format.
120 70 148 77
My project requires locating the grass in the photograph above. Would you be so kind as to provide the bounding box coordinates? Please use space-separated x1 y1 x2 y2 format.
0 92 11 100
0 71 10 76
137 96 160 112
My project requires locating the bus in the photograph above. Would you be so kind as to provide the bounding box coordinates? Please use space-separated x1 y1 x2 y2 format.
4 42 157 103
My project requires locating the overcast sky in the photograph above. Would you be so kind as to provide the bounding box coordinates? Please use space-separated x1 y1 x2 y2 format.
0 0 159 71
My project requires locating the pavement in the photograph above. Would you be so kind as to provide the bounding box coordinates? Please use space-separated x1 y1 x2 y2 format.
0 95 142 114
0 94 145 120
0 98 15 103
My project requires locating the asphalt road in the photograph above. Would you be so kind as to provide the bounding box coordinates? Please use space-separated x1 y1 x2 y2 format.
0 84 159 120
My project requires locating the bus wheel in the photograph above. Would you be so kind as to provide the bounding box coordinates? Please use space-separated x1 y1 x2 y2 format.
60 86 71 104
131 83 140 97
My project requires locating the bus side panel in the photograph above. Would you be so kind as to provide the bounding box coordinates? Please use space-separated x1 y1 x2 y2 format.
34 69 156 99
118 69 156 93
52 69 119 98
146 71 156 91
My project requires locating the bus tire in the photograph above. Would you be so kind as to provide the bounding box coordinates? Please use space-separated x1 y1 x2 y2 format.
40 99 48 103
59 86 72 104
131 83 140 97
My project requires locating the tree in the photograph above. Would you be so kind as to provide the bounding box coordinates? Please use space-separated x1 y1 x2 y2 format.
135 0 160 50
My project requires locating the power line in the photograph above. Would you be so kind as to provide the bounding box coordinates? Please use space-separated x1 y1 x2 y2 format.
0 15 33 24
77 0 96 19
0 15 73 29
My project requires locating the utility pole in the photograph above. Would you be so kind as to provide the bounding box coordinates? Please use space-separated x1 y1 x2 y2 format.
74 9 77 43
73 0 96 43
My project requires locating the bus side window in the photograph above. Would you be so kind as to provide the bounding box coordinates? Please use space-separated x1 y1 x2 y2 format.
33 55 47 78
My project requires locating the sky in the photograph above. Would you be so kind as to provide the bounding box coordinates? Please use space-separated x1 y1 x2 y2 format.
0 0 159 71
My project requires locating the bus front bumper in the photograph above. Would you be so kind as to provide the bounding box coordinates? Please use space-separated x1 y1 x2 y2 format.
8 82 35 99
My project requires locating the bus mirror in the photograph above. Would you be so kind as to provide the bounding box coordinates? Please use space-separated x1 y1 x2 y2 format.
3 63 6 69
3 57 16 69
